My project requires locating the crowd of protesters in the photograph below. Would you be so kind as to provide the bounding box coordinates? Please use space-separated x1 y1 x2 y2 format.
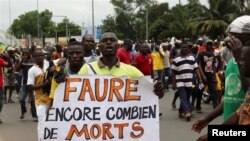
0 15 249 141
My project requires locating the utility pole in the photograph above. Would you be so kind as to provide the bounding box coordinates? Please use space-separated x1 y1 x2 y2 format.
65 18 68 42
9 0 12 46
146 9 148 42
37 0 40 38
92 0 95 38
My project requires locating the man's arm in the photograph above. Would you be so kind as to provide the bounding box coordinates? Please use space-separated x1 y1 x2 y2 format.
27 80 51 91
27 68 51 91
198 64 207 83
222 112 239 125
159 50 165 58
171 70 176 90
192 102 223 132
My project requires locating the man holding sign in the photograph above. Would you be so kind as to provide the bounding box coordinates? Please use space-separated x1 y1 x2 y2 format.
78 32 164 98
41 32 164 141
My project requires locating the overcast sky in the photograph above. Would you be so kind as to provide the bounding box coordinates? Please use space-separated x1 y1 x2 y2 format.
0 0 208 32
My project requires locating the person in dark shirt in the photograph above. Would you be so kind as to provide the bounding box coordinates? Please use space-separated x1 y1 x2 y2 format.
197 40 218 109
15 48 38 121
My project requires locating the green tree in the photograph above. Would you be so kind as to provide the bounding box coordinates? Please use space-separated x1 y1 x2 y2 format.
56 18 81 38
102 0 156 40
147 2 170 40
10 9 81 40
187 0 240 39
101 15 116 33
10 10 39 38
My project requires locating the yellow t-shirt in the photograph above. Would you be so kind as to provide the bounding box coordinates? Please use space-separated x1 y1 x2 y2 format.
49 78 58 99
78 59 144 78
151 51 164 70
49 65 62 99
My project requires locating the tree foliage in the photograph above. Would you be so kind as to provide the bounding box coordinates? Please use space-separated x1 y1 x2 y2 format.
102 0 250 41
10 9 81 39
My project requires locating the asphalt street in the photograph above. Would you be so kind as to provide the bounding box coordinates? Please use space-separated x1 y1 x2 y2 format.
0 89 222 141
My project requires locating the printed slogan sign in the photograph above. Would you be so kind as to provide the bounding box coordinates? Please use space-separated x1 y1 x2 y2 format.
40 75 159 141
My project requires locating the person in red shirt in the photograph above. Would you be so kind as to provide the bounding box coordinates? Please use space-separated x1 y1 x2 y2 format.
0 53 12 124
135 43 153 77
116 39 133 64
197 38 206 53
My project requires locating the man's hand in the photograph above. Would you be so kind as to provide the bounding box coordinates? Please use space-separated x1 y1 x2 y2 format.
228 36 242 51
192 118 208 133
172 82 176 90
196 134 208 141
153 81 164 99
43 78 52 88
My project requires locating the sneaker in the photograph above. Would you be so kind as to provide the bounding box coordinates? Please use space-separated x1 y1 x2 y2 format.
33 117 38 122
20 109 27 119
186 113 191 121
20 113 25 119
20 114 25 119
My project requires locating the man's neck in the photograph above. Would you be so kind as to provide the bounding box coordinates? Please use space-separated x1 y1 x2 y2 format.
101 56 117 69
69 63 83 74
36 63 43 68
142 52 147 57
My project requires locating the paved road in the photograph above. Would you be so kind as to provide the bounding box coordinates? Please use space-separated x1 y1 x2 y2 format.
0 90 222 141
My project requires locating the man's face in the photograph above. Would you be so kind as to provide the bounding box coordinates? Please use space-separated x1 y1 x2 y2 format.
124 40 133 52
22 50 30 61
180 46 188 55
239 47 250 77
141 44 149 54
67 45 84 65
206 42 213 51
33 50 44 65
99 33 118 57
83 36 95 53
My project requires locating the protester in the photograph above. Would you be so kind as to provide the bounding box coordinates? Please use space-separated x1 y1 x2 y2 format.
197 40 218 108
162 43 172 91
134 43 153 77
49 41 84 107
16 48 38 121
0 53 12 124
116 39 133 64
172 43 203 121
81 34 98 63
3 47 16 103
27 48 51 139
151 43 165 82
78 32 164 98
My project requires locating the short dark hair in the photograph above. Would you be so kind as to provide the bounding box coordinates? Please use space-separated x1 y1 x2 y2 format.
55 44 62 51
68 41 83 47
68 38 76 43
32 48 43 56
81 34 93 43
